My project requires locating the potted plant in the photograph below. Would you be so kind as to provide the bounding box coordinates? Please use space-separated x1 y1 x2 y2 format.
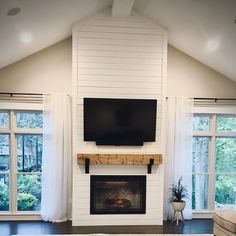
169 176 188 212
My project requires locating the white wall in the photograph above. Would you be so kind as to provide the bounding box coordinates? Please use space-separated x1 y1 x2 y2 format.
72 9 167 226
167 45 236 97
0 38 72 95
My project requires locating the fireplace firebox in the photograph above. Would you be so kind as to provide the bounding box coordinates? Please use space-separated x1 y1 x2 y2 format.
90 175 146 214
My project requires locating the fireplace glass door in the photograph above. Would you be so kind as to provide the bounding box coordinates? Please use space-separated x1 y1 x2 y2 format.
90 175 146 214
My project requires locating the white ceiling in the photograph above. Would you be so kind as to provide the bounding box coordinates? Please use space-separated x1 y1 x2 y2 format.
0 0 112 68
1 0 236 82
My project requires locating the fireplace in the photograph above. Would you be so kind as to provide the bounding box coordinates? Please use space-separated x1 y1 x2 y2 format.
90 175 146 214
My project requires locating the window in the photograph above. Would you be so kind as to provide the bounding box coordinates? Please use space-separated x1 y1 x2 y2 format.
192 114 236 211
192 136 209 210
0 110 43 213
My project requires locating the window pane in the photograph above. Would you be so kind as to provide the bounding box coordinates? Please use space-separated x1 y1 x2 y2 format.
216 138 236 173
16 112 43 129
192 174 209 210
17 135 42 172
193 116 210 131
215 175 236 210
0 112 9 129
217 116 236 132
0 134 9 171
0 173 9 211
192 137 209 173
17 174 41 211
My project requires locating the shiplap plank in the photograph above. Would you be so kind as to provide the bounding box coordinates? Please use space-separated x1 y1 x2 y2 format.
77 96 163 102
78 44 162 53
77 56 162 66
77 62 162 71
77 87 160 95
77 81 162 89
77 32 162 41
77 38 163 47
78 25 162 35
77 50 163 59
77 68 162 77
77 77 162 85
77 75 162 83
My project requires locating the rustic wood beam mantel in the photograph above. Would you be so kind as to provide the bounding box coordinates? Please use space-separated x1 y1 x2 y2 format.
77 153 162 174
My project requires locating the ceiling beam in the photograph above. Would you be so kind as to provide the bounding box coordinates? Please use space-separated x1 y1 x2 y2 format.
112 0 135 18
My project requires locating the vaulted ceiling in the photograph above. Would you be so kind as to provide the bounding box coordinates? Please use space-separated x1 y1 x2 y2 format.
1 0 236 82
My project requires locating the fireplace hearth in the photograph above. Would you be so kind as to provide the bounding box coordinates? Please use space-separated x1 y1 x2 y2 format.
90 175 146 214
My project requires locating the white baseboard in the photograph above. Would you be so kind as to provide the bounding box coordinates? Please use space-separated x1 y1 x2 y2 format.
192 211 213 219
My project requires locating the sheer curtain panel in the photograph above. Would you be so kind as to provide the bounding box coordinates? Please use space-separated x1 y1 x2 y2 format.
164 97 193 220
41 94 72 222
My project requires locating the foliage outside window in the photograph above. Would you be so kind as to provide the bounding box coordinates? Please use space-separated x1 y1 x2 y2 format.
192 114 236 211
0 112 9 129
217 116 236 132
193 115 210 132
192 136 209 210
0 110 43 212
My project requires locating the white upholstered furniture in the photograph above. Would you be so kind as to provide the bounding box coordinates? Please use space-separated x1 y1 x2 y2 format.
213 211 236 236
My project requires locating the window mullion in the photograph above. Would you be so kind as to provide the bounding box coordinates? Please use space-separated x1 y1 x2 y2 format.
193 131 212 137
14 129 42 135
9 110 17 213
208 114 216 210
216 132 236 137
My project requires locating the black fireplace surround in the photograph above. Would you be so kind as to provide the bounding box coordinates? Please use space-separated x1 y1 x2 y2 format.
90 175 146 214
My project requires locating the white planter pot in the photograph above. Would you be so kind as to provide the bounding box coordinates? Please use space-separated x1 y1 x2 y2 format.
171 201 186 211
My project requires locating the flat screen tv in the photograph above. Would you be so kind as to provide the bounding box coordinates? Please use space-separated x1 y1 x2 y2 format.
84 98 157 146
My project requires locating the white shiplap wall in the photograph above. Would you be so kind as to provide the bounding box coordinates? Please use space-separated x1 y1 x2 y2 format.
72 9 167 226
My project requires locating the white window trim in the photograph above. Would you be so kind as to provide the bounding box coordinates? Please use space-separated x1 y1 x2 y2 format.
0 102 42 111
194 106 236 114
0 213 41 221
193 105 236 217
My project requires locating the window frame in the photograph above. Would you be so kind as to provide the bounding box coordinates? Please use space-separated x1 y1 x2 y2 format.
0 102 42 217
193 106 236 215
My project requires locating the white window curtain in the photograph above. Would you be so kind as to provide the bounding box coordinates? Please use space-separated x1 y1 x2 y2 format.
164 97 193 220
41 93 72 222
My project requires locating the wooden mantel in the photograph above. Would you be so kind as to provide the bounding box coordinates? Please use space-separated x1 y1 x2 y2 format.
77 153 162 174
77 153 162 165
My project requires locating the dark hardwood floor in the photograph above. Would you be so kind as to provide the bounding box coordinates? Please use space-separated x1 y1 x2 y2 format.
0 219 213 235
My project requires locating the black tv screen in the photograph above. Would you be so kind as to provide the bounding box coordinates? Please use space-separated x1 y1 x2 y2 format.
84 98 157 146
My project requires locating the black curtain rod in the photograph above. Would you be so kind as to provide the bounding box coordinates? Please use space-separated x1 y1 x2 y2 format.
166 97 236 101
0 92 42 96
194 97 236 101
